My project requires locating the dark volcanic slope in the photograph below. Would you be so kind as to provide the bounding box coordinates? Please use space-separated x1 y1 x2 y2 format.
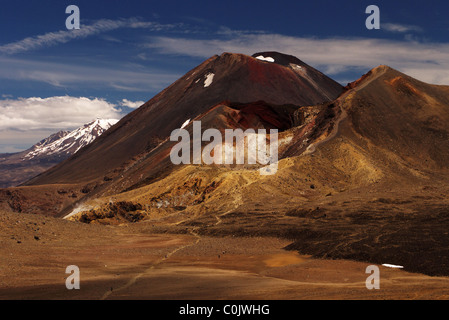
25 52 342 186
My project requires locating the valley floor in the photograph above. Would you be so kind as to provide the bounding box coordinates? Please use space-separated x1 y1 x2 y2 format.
1 210 449 300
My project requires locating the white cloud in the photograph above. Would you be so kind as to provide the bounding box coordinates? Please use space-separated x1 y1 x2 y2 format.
0 18 178 55
145 33 449 85
0 96 122 131
0 19 125 54
0 129 66 153
0 144 29 154
382 23 423 33
0 56 181 91
119 99 145 109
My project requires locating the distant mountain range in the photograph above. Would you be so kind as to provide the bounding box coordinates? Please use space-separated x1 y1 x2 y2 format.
0 119 118 188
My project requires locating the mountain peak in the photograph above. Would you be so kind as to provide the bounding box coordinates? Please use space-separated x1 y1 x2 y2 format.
251 51 307 67
373 64 392 71
23 118 118 160
25 51 343 186
371 64 396 76
0 118 119 188
344 65 402 90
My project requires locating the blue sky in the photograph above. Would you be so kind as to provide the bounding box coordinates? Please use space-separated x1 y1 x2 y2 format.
1 0 449 152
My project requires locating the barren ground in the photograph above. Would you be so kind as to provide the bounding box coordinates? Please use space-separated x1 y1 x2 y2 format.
1 210 449 300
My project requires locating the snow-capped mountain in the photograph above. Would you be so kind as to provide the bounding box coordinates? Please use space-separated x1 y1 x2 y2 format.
0 118 119 188
24 119 119 160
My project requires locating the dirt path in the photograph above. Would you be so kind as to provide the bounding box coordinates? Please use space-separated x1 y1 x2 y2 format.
102 207 236 299
304 102 348 155
100 228 202 300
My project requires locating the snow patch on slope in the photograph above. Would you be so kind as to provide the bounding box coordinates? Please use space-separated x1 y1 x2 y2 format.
204 73 215 88
382 264 404 269
256 55 275 63
181 119 191 129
